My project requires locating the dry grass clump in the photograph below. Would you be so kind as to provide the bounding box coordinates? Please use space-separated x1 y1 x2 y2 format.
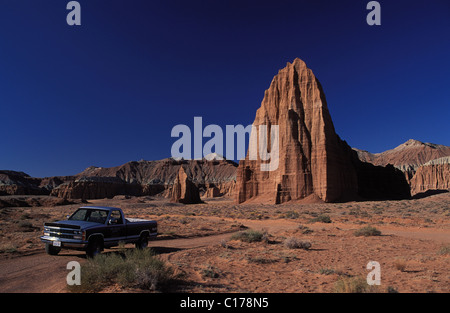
0 243 18 254
309 214 332 223
231 229 264 243
354 226 381 237
333 276 379 293
201 264 220 278
437 244 450 255
393 258 408 272
68 248 174 293
283 237 311 250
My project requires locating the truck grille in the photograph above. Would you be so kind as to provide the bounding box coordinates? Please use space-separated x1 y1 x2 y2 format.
43 225 80 239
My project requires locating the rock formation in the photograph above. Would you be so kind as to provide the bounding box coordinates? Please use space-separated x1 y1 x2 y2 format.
76 158 237 186
203 183 221 198
1 157 237 200
0 195 74 209
236 58 410 204
354 139 450 181
354 141 450 195
50 177 143 200
170 166 202 204
410 157 450 195
0 171 50 196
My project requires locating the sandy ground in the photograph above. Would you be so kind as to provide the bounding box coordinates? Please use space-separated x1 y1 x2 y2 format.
0 192 449 293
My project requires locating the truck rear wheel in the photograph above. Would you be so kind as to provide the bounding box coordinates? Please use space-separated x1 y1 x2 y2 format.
86 237 103 258
45 243 61 255
135 233 149 249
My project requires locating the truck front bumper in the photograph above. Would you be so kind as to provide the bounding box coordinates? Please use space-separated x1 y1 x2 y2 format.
40 236 88 249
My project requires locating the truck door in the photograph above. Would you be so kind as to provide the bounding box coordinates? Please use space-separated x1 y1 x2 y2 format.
106 209 126 244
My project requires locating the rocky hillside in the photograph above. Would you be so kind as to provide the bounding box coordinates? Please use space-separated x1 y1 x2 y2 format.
410 157 450 195
354 139 450 177
354 141 450 195
0 157 238 200
75 157 237 185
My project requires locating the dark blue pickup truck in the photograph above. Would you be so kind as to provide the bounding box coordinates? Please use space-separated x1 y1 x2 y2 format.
40 206 157 258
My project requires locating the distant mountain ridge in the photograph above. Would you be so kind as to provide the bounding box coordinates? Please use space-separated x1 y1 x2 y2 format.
0 157 238 200
353 139 450 170
354 139 450 195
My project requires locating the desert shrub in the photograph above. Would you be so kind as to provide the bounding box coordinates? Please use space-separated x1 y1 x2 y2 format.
283 237 311 250
386 286 399 293
260 228 270 243
69 248 174 292
393 259 407 272
121 251 173 290
19 213 31 220
247 256 278 264
18 220 34 232
309 214 332 223
298 224 314 234
354 226 381 237
319 268 336 275
438 245 450 255
333 276 379 293
0 243 18 254
373 207 384 215
201 265 219 278
349 208 370 217
231 229 264 243
284 211 300 219
220 239 229 249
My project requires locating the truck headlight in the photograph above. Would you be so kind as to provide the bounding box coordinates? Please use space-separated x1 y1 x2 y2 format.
73 230 85 240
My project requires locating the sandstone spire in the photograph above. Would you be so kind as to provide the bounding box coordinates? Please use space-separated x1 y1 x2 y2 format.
171 165 202 204
236 58 410 204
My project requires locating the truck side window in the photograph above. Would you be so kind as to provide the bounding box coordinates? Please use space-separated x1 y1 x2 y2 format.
110 210 123 224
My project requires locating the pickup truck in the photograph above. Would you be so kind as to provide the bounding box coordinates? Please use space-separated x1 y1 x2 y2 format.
40 206 157 258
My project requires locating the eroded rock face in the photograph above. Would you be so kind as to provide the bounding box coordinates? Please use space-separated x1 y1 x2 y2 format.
354 139 450 170
354 140 450 183
203 183 221 198
1 158 237 200
170 166 202 204
76 158 237 186
0 171 49 196
50 177 143 200
354 141 450 195
236 58 410 204
236 58 358 204
410 157 450 195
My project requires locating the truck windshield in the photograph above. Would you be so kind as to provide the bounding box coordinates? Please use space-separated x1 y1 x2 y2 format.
69 208 109 224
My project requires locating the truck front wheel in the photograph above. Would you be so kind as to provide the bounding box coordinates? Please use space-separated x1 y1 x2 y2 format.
45 243 61 255
86 237 103 258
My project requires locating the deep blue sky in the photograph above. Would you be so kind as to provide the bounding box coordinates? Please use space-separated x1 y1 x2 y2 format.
0 0 449 177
